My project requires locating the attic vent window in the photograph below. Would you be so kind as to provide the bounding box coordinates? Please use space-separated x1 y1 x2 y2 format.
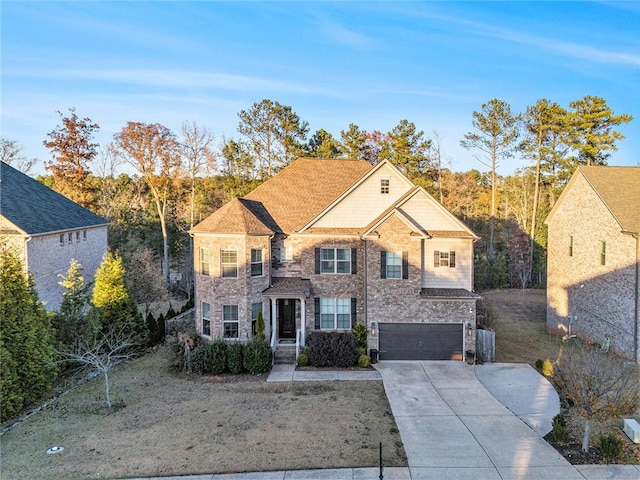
381 179 390 194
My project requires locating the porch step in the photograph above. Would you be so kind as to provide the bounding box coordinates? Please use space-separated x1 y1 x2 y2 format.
274 344 297 364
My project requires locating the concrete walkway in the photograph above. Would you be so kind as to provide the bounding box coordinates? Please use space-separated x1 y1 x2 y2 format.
123 362 640 480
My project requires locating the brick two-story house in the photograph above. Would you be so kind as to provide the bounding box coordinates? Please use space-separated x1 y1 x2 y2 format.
191 158 480 361
0 161 109 311
545 165 640 363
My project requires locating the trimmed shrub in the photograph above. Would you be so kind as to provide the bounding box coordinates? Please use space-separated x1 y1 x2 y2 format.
599 433 623 461
227 342 244 374
243 337 272 375
541 359 554 377
552 414 569 444
204 338 227 374
190 344 206 375
306 331 358 368
358 354 371 368
297 350 309 367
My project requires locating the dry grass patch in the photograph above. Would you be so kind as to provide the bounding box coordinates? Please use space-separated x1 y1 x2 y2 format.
1 347 406 480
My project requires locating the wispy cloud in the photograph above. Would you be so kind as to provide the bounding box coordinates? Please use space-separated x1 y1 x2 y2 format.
317 19 375 49
5 68 338 96
410 7 640 68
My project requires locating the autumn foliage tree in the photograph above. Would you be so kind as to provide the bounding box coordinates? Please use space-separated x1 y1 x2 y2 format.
43 108 99 208
112 122 182 283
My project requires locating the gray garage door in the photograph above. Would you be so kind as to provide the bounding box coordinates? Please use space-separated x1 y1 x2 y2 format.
379 323 464 360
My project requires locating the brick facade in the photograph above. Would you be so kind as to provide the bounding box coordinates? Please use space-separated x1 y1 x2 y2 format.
547 172 640 362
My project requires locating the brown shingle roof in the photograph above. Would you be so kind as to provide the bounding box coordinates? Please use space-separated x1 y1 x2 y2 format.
190 198 274 235
579 166 640 233
244 158 372 233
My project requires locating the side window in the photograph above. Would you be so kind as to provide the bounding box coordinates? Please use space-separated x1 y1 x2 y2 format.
200 247 210 276
251 249 263 276
380 178 390 194
251 302 262 336
600 241 606 266
60 234 64 246
569 235 573 257
202 302 211 336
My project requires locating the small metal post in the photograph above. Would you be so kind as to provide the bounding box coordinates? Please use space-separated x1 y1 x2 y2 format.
379 441 384 479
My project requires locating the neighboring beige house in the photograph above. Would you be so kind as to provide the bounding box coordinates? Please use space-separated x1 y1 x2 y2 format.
0 161 109 311
545 166 640 363
191 158 480 362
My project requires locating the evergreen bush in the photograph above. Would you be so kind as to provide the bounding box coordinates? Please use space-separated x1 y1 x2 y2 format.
243 337 272 375
351 323 368 350
204 338 227 374
358 354 371 368
227 342 244 374
599 433 623 461
190 344 206 375
297 350 309 367
307 331 358 368
255 311 266 340
552 414 569 444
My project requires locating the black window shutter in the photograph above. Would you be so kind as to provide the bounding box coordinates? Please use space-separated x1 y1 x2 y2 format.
351 298 357 328
450 251 456 268
434 250 440 268
402 251 409 279
380 251 387 279
314 248 321 274
314 298 320 329
351 248 357 274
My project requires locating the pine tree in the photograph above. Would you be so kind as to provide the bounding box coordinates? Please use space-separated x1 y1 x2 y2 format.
92 251 147 343
0 246 57 421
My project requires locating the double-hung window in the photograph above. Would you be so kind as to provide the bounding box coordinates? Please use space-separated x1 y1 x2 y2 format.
320 248 351 274
251 248 263 276
221 249 238 278
386 252 402 279
280 245 293 262
200 247 210 276
202 302 211 336
320 298 351 330
223 305 239 338
434 250 456 268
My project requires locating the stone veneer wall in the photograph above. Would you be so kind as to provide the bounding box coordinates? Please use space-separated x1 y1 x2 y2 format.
547 173 639 361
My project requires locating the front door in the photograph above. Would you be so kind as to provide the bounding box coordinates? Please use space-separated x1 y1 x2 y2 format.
278 299 296 340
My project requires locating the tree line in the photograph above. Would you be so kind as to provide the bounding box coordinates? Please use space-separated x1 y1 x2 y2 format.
1 95 632 292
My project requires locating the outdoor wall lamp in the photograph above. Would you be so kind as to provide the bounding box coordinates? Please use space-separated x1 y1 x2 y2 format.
370 321 377 336
466 322 473 336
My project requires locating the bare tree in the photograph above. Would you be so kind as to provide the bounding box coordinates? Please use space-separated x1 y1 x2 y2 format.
180 121 217 229
554 341 639 452
55 328 139 409
123 245 168 319
1 138 38 173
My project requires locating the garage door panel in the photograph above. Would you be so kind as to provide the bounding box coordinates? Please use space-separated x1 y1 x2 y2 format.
379 323 463 361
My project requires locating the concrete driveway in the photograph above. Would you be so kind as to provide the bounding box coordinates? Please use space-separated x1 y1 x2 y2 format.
374 361 584 480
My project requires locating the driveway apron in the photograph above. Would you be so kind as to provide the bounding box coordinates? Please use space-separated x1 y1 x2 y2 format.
374 361 584 480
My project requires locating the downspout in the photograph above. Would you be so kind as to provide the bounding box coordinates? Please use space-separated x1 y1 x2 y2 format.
634 233 639 363
363 237 368 328
24 235 32 274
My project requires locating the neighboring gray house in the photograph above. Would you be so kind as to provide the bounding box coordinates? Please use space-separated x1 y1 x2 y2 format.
545 165 640 363
191 158 480 362
0 161 109 311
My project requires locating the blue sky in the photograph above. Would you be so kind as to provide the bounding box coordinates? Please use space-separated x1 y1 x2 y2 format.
2 1 639 176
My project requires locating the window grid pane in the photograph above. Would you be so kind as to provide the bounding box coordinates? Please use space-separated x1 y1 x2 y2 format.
221 249 238 278
320 248 351 274
201 248 210 276
386 252 401 279
202 302 211 336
